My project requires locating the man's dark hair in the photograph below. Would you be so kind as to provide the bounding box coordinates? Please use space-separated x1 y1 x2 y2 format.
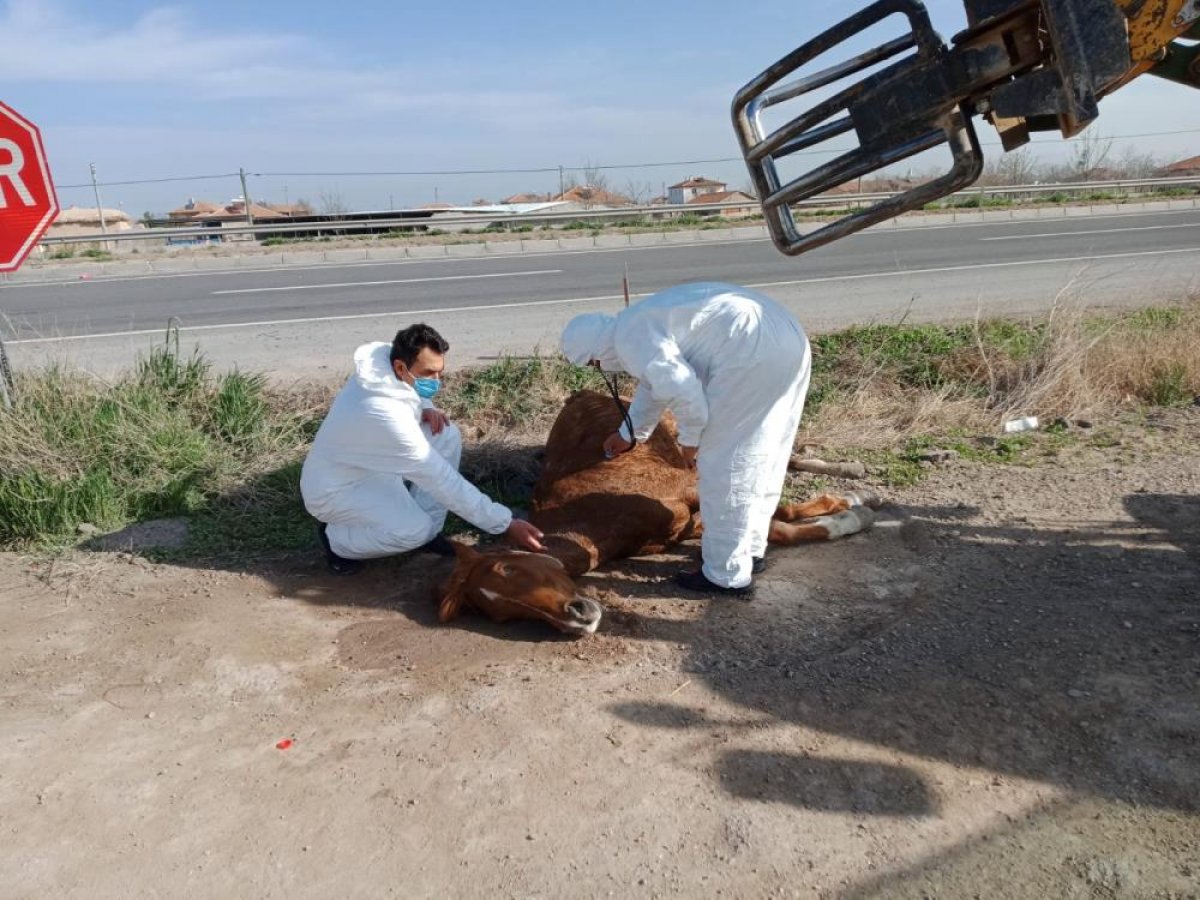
390 323 449 367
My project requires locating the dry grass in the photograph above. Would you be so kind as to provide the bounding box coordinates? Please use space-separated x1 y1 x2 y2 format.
800 297 1200 450
2 299 1197 553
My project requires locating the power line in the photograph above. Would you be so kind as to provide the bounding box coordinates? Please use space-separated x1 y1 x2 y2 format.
51 125 1200 188
56 171 240 189
259 166 562 178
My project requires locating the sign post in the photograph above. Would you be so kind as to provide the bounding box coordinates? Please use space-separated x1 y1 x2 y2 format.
0 101 59 273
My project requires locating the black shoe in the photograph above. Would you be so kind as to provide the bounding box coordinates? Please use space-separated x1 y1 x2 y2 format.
752 556 767 576
317 522 364 576
416 533 456 557
674 568 754 597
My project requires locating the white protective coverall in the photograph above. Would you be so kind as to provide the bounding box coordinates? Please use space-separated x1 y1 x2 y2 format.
300 342 512 559
561 282 811 588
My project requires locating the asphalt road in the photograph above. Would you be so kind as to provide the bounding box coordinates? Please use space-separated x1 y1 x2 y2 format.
4 207 1199 378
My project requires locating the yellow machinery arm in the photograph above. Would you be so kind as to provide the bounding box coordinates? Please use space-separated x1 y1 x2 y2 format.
733 0 1200 256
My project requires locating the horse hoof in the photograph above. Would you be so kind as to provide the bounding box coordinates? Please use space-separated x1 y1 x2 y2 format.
847 490 883 510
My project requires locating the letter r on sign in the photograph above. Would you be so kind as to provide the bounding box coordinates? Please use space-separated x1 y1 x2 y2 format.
0 138 35 208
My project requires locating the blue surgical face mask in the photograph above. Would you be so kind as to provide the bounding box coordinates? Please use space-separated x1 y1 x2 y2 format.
413 376 441 399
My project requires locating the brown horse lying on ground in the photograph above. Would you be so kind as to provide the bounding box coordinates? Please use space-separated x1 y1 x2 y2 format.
439 391 880 635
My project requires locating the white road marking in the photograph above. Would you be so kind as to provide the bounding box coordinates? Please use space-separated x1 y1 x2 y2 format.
6 292 630 344
747 245 1200 289
979 222 1200 241
7 244 1199 346
3 206 1198 291
209 268 562 295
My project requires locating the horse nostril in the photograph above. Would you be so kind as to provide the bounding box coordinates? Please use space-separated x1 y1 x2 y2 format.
566 598 597 620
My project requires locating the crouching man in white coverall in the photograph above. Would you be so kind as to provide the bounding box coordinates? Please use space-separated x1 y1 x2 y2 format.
301 323 545 575
561 282 811 596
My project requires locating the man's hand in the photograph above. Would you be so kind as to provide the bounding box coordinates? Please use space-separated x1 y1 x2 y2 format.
680 445 698 469
421 408 450 436
602 432 634 459
506 518 546 552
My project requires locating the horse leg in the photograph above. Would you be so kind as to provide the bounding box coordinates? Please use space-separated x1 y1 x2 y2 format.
773 490 881 522
767 491 881 545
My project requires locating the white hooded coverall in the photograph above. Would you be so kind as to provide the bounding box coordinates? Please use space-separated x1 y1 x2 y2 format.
300 342 512 559
561 282 811 589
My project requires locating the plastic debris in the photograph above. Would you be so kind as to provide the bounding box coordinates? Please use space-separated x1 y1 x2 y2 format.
276 738 293 750
1003 416 1039 434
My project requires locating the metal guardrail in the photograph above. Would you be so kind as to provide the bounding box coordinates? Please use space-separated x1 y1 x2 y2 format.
37 175 1200 246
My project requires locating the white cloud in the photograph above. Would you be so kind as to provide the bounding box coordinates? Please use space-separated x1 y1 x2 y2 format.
4 0 760 209
0 1 728 141
0 0 310 84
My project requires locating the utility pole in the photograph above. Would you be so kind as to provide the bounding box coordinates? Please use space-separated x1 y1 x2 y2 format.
239 168 255 226
0 337 12 410
89 163 109 245
559 165 565 199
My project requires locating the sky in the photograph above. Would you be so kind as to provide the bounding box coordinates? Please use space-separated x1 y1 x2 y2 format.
2 0 1197 216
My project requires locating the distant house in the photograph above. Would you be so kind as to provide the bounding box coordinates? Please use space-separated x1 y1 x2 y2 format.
1162 154 1200 176
686 190 757 217
168 198 294 223
270 202 314 217
550 185 633 208
501 192 551 204
668 176 726 205
167 199 224 220
48 206 136 236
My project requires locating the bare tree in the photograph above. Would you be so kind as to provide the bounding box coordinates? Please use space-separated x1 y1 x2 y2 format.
1113 145 1161 179
318 189 350 218
985 146 1040 186
622 178 654 205
1068 129 1113 181
581 159 609 194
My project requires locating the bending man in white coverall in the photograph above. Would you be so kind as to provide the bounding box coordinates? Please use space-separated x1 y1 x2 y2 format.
560 282 811 595
301 323 545 575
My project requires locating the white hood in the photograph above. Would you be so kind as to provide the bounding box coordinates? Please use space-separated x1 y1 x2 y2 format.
561 313 619 369
353 341 414 400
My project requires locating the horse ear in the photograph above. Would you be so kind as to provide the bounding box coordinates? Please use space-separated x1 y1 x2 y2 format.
438 541 480 623
438 585 465 623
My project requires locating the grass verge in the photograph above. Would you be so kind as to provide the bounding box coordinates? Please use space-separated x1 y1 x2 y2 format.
2 302 1197 557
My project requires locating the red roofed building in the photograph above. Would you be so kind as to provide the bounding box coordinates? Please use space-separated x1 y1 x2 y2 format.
502 192 552 204
550 185 633 207
686 190 757 217
668 176 726 204
1163 155 1200 176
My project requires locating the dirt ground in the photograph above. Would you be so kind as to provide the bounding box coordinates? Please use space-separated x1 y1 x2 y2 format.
2 412 1198 899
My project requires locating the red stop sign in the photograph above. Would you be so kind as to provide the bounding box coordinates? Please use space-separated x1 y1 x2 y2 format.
0 101 58 272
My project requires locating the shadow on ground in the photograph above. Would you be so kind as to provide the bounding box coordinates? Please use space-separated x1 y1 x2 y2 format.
91 467 1200 825
607 491 1199 820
